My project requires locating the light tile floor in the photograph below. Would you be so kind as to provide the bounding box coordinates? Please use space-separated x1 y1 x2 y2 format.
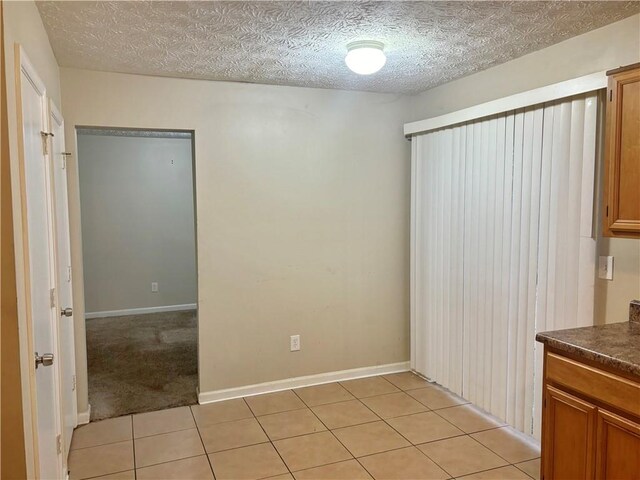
68 372 541 480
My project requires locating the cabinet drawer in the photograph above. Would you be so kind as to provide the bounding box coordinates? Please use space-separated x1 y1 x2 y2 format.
546 353 640 418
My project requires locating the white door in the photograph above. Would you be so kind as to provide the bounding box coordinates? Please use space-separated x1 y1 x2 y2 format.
18 49 64 479
50 100 77 460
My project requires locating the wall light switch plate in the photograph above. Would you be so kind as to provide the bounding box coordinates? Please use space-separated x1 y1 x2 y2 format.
598 256 614 280
151 282 159 292
290 335 300 352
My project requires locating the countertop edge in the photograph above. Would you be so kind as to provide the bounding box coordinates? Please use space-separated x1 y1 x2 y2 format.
536 330 640 378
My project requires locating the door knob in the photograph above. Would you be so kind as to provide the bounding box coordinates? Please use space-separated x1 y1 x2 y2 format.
35 352 54 369
61 307 73 317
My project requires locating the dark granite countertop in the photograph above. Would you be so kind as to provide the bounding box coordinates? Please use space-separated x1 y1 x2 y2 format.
536 319 640 378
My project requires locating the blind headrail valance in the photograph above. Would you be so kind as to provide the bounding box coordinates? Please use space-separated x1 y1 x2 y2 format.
404 71 607 138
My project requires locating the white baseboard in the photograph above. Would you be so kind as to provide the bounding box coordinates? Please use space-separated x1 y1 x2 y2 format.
77 404 91 425
198 361 410 404
85 303 197 319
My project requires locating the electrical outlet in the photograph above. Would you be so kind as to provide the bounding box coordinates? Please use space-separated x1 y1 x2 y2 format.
151 282 159 292
290 335 300 352
598 256 614 280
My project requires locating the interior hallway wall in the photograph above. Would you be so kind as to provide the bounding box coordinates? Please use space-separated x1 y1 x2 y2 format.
406 14 640 325
61 68 411 395
77 132 197 315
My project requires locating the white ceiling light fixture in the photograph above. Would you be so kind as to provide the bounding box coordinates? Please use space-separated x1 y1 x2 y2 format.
345 40 386 75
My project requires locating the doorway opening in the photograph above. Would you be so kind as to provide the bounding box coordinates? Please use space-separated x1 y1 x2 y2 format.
76 127 198 420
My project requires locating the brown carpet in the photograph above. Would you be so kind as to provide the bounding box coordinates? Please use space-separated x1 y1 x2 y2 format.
87 310 198 420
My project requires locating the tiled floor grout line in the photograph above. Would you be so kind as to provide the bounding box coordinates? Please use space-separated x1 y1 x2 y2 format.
132 425 197 441
310 380 537 478
414 435 540 480
130 416 137 480
280 394 355 409
429 404 507 435
198 439 271 455
241 376 448 414
353 457 377 480
466 431 531 466
512 460 538 480
455 461 536 480
187 405 217 479
84 467 134 480
337 376 400 399
303 388 426 480
291 389 355 464
288 456 368 475
508 463 536 480
348 389 471 462
290 388 367 477
135 453 210 475
69 422 208 453
256 383 523 478
404 409 526 476
290 387 454 479
70 438 132 452
377 407 460 479
244 396 295 477
407 437 457 479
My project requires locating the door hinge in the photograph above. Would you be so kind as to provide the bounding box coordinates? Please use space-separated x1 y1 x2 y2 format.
40 131 53 155
72 374 77 392
67 265 72 282
50 288 56 308
62 152 71 170
56 434 62 454
606 205 609 217
609 89 613 102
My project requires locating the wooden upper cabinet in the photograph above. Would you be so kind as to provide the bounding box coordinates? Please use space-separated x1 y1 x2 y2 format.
603 63 640 238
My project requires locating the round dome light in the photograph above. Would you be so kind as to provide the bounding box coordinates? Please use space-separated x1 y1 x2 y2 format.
345 40 386 75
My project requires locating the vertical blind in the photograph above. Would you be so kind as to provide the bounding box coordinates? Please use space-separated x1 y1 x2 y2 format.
410 92 600 439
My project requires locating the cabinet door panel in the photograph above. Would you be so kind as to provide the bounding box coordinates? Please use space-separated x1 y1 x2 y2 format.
604 65 640 237
596 409 640 480
543 385 596 480
617 80 640 221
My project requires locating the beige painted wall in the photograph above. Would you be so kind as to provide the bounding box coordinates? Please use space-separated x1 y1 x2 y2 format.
2 0 64 475
407 14 640 325
60 68 411 394
77 133 197 314
596 238 640 324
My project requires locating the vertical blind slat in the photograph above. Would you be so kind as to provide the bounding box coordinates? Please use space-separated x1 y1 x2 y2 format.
524 106 545 433
491 114 508 419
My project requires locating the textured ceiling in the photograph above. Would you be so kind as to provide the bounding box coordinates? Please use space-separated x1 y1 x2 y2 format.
37 1 640 94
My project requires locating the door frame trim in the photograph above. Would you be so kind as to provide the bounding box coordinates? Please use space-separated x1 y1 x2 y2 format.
49 96 79 463
14 42 45 480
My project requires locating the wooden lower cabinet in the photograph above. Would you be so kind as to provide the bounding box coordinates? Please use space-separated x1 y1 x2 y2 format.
541 349 640 480
543 386 597 480
596 410 640 480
